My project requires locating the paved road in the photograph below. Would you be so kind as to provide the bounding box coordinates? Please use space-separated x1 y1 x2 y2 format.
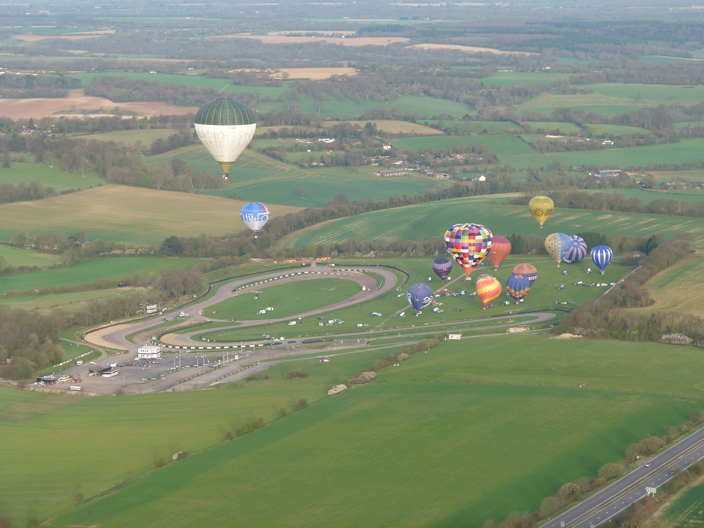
543 426 704 527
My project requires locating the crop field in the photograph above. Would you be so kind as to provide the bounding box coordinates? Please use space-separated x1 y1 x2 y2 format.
0 185 301 245
0 245 62 268
161 146 442 207
254 95 473 119
213 34 410 46
583 83 704 103
50 334 703 528
320 120 444 135
205 278 361 320
272 67 357 79
588 124 650 136
627 255 704 318
0 156 104 191
0 288 141 314
284 196 704 249
0 257 202 294
79 128 179 147
524 121 582 133
479 72 570 86
410 43 536 56
661 480 704 525
197 257 626 343
422 120 522 133
518 93 650 117
69 72 291 99
0 95 198 120
650 169 704 181
391 134 536 156
548 139 704 169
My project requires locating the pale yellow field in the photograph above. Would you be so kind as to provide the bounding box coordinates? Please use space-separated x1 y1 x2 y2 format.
321 120 444 135
268 31 356 36
0 185 302 245
211 35 410 46
0 96 197 120
13 30 115 42
410 43 537 55
255 126 321 136
272 68 357 80
626 255 704 317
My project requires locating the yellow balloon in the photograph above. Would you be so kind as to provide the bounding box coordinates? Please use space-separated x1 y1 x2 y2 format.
529 196 554 229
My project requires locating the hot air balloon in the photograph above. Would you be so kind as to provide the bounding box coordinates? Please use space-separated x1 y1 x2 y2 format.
488 235 511 271
513 263 538 285
590 245 613 274
194 99 256 180
563 235 587 264
529 196 555 229
407 283 434 312
240 202 270 238
506 274 531 303
444 223 493 278
475 274 502 310
545 232 571 267
432 257 453 281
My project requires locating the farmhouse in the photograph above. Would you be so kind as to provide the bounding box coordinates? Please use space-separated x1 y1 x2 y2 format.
138 345 162 359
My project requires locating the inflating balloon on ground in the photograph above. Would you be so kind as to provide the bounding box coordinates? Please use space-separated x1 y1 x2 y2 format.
506 274 531 303
563 235 587 264
475 274 502 309
407 283 434 312
512 263 538 285
545 232 571 267
432 257 453 281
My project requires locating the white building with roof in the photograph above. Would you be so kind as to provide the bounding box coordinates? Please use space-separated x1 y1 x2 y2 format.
138 345 161 359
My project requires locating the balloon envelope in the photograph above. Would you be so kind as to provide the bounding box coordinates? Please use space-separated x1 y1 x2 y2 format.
506 273 531 302
590 245 613 274
407 283 434 312
488 235 511 271
195 99 256 176
528 196 555 229
475 274 502 308
240 202 270 236
563 235 587 264
545 232 571 267
513 263 538 285
444 223 493 277
432 257 453 280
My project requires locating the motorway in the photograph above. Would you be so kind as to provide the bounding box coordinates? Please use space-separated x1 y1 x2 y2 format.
543 425 704 527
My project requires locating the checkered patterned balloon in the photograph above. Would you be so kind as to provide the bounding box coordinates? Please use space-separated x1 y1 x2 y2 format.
444 223 493 277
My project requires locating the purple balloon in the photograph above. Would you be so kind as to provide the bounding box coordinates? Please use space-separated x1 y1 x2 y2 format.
432 257 453 280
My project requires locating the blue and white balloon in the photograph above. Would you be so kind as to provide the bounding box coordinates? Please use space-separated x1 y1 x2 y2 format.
564 235 588 264
407 283 434 312
590 245 613 274
240 202 270 237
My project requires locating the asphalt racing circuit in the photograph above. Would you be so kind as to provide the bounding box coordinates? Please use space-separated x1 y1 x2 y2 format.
73 263 554 396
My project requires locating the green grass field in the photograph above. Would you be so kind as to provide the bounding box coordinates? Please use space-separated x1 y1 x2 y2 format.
582 83 704 103
159 146 443 207
49 334 704 528
0 185 301 245
480 72 571 86
0 157 104 191
0 345 406 526
518 93 650 117
422 120 522 133
391 134 536 156
587 124 651 136
548 139 704 169
284 196 704 249
0 287 141 314
661 479 704 525
320 120 444 135
0 257 201 294
0 245 62 268
205 278 361 320
524 121 582 134
255 95 473 119
69 72 291 100
77 128 181 147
